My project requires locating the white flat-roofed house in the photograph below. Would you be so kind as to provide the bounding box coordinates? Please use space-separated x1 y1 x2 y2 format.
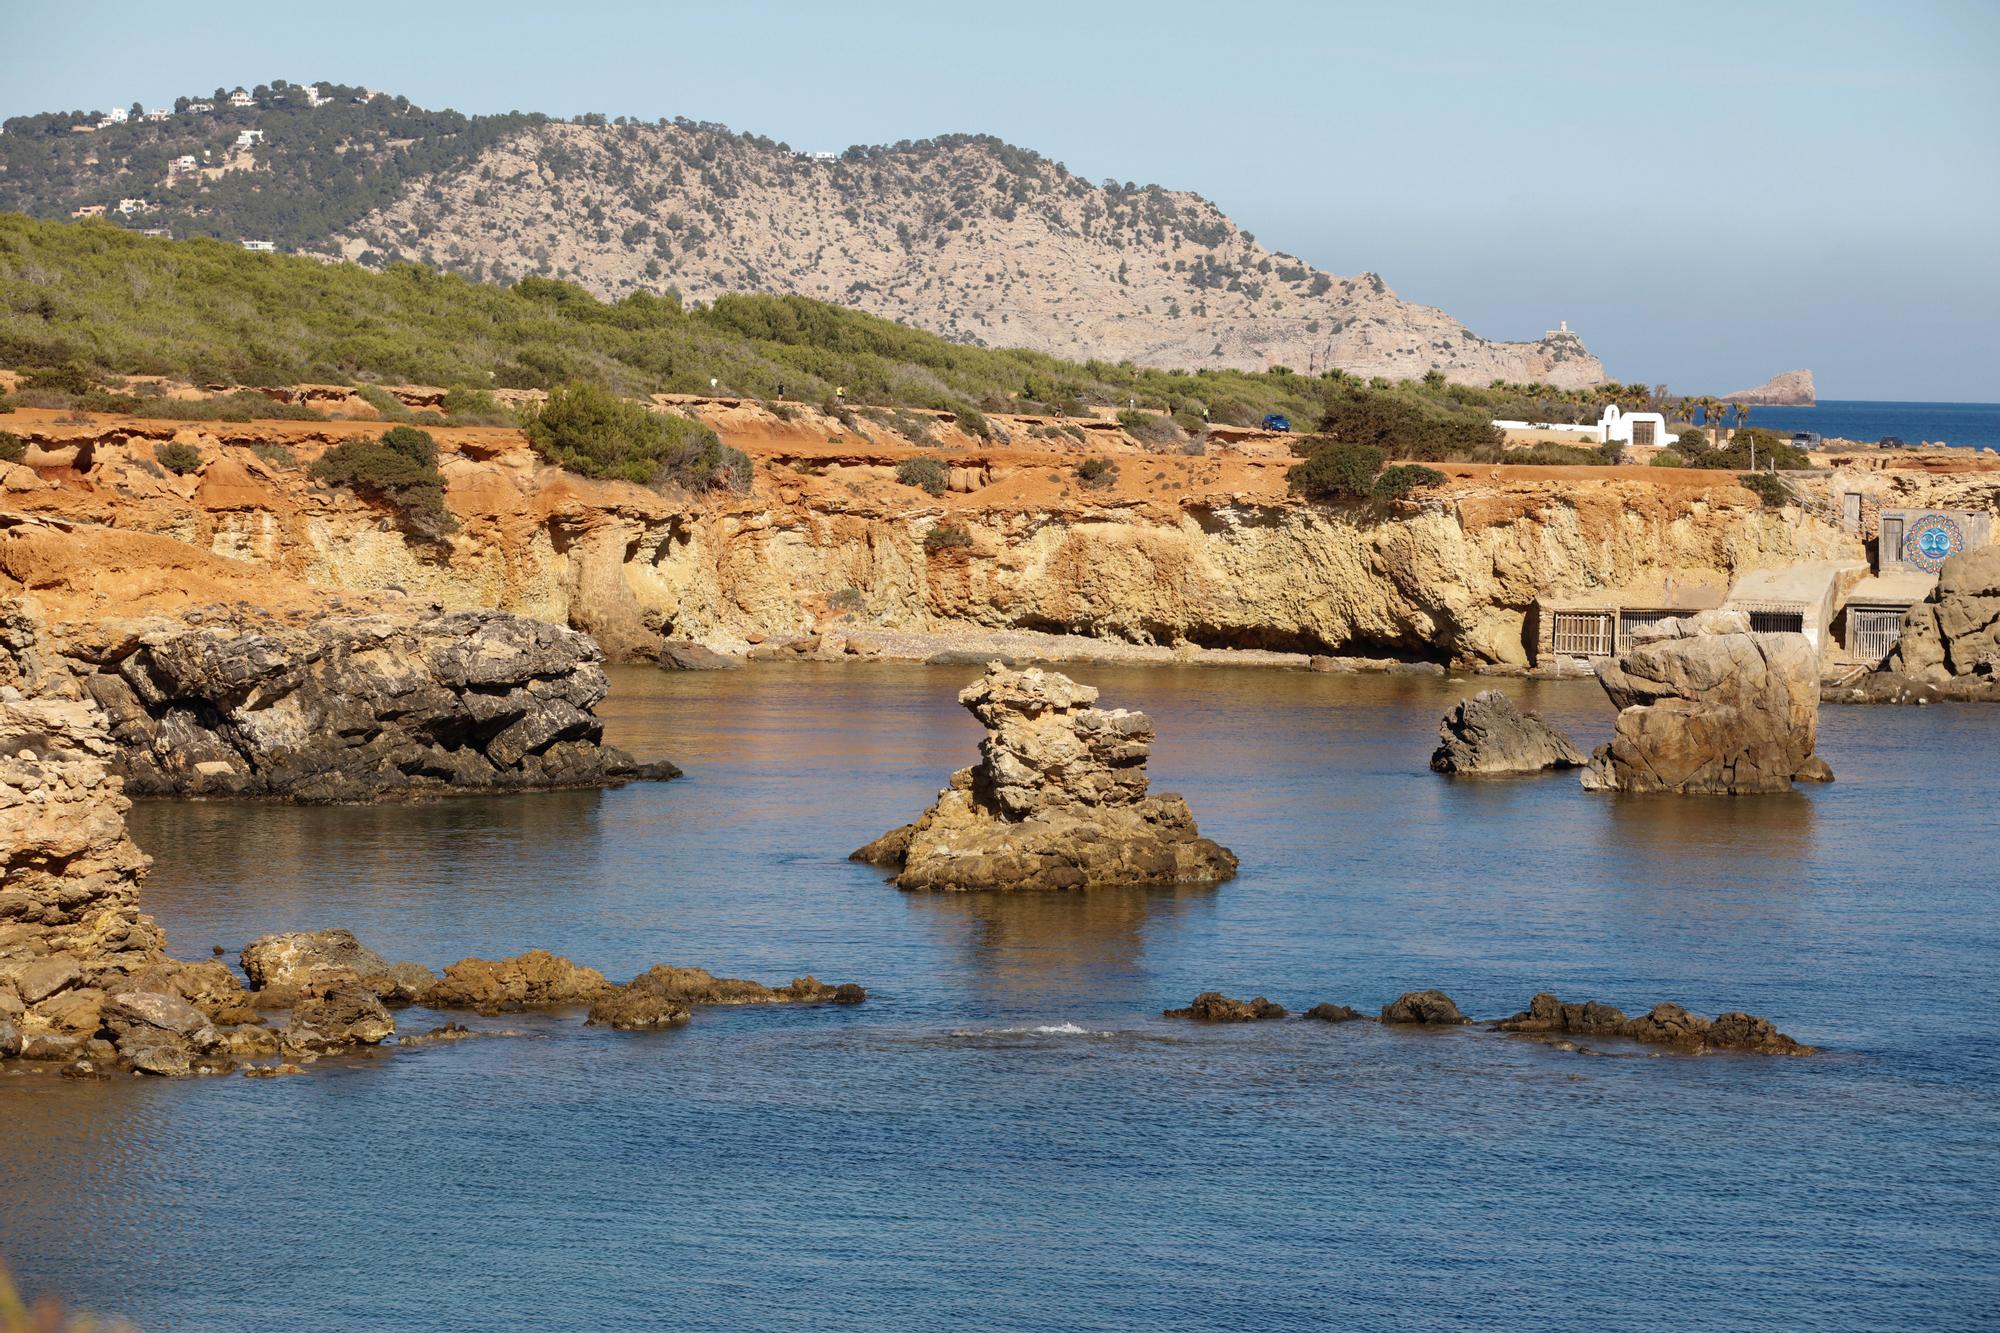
1490 403 1679 450
228 89 255 108
185 101 214 114
116 198 158 215
99 107 129 126
235 129 265 148
241 239 277 252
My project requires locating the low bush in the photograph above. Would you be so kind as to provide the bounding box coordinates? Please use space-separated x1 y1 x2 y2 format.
1599 440 1626 465
153 441 203 475
22 364 96 396
1313 390 1503 461
1739 472 1791 507
923 523 973 552
440 385 513 425
356 385 417 422
954 405 992 440
309 425 455 537
1371 463 1446 501
1118 409 1182 446
897 456 949 495
1650 451 1685 467
0 396 15 414
1077 457 1119 489
251 443 299 469
0 431 23 463
1505 441 1613 466
1287 440 1385 501
527 382 749 491
1685 429 1809 471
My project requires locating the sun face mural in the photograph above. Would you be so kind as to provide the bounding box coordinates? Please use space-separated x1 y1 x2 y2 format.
1903 514 1966 574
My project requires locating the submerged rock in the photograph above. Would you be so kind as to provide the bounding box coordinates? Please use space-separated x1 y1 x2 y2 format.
853 664 1238 891
1303 1002 1369 1024
585 965 865 1030
1379 990 1469 1025
1498 992 1813 1056
1163 992 1287 1022
659 640 740 671
1430 690 1585 776
1580 610 1830 794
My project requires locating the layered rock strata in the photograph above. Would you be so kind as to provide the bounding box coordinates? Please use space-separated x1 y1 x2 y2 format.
24 605 677 801
1581 610 1830 794
853 664 1238 891
1429 690 1584 775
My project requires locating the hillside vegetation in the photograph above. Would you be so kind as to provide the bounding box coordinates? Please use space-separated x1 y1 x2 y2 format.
0 214 1663 439
0 83 1602 385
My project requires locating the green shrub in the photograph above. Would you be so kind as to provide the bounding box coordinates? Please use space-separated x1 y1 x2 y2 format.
1077 457 1119 489
22 364 96 396
1118 409 1182 446
0 431 24 464
309 426 455 537
250 443 298 469
1287 440 1385 501
897 456 949 495
1650 451 1685 468
1684 429 1808 471
954 405 992 439
356 385 417 421
923 523 973 552
0 396 16 414
1313 390 1503 461
1371 463 1446 501
153 441 203 475
1599 440 1626 465
1507 441 1612 466
440 385 512 425
527 381 749 490
1738 472 1791 507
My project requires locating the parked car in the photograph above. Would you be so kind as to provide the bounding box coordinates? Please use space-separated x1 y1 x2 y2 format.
1878 435 1906 449
1261 414 1292 432
1791 431 1821 449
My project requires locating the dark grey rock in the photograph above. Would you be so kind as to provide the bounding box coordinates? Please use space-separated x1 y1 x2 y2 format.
1431 690 1585 776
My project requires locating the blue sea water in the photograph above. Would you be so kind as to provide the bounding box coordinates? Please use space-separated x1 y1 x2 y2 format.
1725 399 2000 450
1 665 1997 1330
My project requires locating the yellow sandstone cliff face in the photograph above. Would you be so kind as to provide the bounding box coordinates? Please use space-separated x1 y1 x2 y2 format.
1 406 1979 666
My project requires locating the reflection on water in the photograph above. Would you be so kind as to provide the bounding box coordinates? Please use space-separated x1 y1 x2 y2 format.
3 663 1997 1330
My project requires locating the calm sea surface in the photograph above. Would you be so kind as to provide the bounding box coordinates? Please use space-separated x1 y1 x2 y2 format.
1733 399 2000 450
2 665 1997 1330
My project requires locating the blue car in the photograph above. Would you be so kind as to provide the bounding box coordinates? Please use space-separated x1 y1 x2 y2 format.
1262 414 1292 432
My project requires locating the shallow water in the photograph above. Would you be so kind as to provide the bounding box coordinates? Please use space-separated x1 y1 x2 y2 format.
3 665 1997 1330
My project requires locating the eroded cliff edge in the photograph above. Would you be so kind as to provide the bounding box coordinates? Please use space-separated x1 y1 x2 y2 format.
4 401 1993 669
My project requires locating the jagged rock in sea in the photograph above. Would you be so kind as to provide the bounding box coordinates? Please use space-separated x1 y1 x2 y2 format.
1499 992 1812 1055
1721 370 1816 406
428 950 615 1011
278 983 397 1055
583 966 864 1030
853 664 1238 891
1380 991 1469 1025
1429 689 1585 775
28 605 680 801
1163 992 1287 1022
241 928 438 1006
1880 547 2000 700
1303 1002 1369 1023
1580 610 1831 794
0 695 269 1075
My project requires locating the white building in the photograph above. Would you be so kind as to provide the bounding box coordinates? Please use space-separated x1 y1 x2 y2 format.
100 107 129 126
144 108 172 122
228 89 255 108
116 197 158 215
185 101 214 114
1490 403 1679 450
241 239 277 252
235 129 265 148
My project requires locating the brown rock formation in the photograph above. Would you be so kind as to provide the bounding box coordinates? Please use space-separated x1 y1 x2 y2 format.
1498 992 1812 1055
1886 546 2000 695
584 965 864 1029
1721 370 1816 406
428 950 613 1011
854 664 1237 891
1580 610 1830 794
241 928 437 1005
1379 990 1469 1025
1429 690 1585 775
1163 992 1287 1022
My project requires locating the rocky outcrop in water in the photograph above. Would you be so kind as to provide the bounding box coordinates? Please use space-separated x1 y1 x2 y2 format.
1430 690 1585 775
35 607 678 802
1163 991 1287 1022
1721 369 1816 406
241 928 438 1006
585 965 864 1030
1881 547 2000 700
853 664 1238 891
1497 992 1813 1055
1303 1002 1368 1023
1580 610 1830 794
1380 990 1469 1025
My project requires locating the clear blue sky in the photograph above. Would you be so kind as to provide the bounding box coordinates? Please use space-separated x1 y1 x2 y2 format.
6 0 1996 399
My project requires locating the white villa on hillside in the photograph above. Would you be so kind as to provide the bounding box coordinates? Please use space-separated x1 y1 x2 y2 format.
228 89 255 108
241 239 277 252
1491 403 1679 449
235 129 265 148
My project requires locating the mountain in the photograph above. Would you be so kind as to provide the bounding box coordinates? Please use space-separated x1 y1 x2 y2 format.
1721 370 1816 406
0 86 1606 387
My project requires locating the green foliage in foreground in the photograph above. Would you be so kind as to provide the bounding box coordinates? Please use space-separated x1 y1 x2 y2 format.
1738 472 1791 507
525 381 749 490
0 430 23 463
153 441 202 474
1077 457 1119 489
896 456 948 495
309 425 455 537
1371 463 1446 501
923 523 973 552
1288 441 1386 501
1684 428 1810 471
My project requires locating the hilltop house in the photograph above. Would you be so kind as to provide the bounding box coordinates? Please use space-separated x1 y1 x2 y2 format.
184 101 214 114
70 204 107 218
228 89 255 108
241 239 277 252
235 129 265 148
115 198 158 215
1490 402 1678 450
98 107 128 127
